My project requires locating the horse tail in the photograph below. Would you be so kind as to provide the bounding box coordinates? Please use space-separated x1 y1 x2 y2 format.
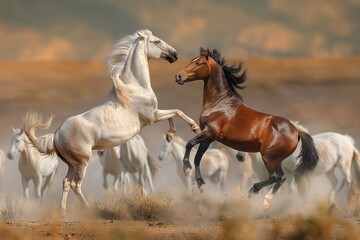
23 111 56 155
350 144 360 195
147 151 158 177
294 131 319 195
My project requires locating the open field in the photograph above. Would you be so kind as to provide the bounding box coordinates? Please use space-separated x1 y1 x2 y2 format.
0 57 360 239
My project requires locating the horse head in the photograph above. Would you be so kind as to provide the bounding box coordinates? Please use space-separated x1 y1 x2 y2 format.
137 30 178 63
175 47 213 85
7 128 25 160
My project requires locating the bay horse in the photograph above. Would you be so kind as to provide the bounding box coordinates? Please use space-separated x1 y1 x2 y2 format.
175 48 319 210
158 135 229 191
237 125 360 207
23 30 200 213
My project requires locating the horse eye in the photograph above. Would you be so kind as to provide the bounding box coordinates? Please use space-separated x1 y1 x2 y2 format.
195 62 202 66
154 40 161 44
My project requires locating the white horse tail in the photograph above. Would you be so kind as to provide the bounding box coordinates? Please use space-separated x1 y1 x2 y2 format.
23 111 56 155
350 143 360 195
147 152 158 178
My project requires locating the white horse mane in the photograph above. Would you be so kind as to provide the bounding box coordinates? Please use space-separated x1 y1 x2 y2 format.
105 30 153 106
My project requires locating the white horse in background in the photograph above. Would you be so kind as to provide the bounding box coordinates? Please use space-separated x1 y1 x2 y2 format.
24 30 200 212
236 123 360 208
159 136 229 191
7 128 59 200
98 135 157 195
0 149 5 181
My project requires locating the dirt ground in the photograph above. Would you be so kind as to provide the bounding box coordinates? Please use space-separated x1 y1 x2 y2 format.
0 58 360 239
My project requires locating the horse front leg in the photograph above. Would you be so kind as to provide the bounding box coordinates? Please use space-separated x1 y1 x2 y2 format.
194 140 213 193
154 109 201 142
183 131 212 178
21 176 30 199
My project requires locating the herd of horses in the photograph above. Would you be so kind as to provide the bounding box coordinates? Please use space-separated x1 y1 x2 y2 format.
0 30 359 214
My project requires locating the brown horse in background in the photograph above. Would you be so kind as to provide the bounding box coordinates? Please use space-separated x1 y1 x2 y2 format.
175 48 319 210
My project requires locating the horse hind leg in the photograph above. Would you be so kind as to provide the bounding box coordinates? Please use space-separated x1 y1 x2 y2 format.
325 169 338 206
262 174 286 211
70 162 90 208
60 165 74 213
249 156 285 199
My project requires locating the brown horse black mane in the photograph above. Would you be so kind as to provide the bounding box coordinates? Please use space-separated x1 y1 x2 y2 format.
200 47 247 100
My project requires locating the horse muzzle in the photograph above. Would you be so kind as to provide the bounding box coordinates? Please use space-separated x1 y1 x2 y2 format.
7 152 14 160
175 74 187 85
165 51 179 63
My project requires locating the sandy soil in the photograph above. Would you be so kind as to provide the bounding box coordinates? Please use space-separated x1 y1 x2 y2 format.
0 58 360 239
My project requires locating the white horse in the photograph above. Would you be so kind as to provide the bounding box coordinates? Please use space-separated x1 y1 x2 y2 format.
236 124 360 209
23 29 200 212
98 134 157 195
0 148 5 181
7 128 59 200
159 136 229 191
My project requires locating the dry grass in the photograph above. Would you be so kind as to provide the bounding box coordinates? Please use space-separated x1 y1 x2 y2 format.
0 193 25 220
1 191 360 239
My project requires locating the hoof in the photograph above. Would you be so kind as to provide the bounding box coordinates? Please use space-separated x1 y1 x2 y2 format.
198 184 205 193
166 132 174 142
183 161 192 176
248 187 259 198
197 178 206 193
192 124 201 134
262 200 272 212
184 167 192 176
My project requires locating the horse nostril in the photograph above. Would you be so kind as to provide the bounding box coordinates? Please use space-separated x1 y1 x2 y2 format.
175 74 181 81
7 153 12 159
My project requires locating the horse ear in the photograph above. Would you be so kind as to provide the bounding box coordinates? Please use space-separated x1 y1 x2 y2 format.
137 31 146 38
12 127 15 132
205 48 210 60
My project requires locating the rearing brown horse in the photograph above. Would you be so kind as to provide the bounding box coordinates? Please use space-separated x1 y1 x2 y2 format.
175 48 319 210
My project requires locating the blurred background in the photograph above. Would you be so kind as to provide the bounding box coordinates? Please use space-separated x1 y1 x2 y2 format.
0 0 359 207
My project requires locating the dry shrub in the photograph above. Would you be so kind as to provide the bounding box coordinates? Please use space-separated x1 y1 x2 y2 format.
0 193 24 220
126 187 173 221
348 190 360 217
94 191 130 220
94 188 173 221
270 203 360 240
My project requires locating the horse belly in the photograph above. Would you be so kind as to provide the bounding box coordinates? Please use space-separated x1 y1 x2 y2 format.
218 139 260 152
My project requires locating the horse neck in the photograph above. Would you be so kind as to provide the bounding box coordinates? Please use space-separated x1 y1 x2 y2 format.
171 138 186 164
203 60 230 106
121 39 151 88
20 134 39 165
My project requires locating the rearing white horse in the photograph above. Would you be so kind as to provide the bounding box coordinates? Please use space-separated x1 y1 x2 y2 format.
23 30 200 213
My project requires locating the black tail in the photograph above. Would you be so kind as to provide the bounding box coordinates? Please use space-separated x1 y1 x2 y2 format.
294 131 319 194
